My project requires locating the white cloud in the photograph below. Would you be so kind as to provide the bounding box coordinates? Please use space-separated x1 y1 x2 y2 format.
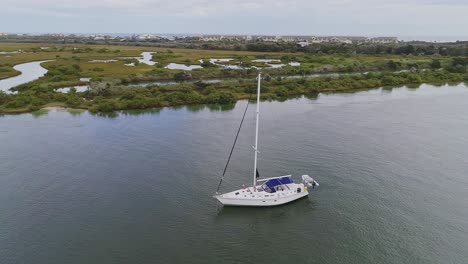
1 0 467 38
2 0 467 16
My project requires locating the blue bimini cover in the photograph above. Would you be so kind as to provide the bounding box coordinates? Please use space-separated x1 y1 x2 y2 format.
264 176 294 193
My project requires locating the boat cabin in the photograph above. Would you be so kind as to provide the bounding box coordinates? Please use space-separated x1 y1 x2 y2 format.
260 176 294 193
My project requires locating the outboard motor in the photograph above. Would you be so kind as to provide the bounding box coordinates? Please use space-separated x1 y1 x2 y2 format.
302 175 319 189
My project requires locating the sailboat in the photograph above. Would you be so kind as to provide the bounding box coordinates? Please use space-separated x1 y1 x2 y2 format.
214 73 319 207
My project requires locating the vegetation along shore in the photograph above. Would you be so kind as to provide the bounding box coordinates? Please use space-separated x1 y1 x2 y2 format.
0 42 466 114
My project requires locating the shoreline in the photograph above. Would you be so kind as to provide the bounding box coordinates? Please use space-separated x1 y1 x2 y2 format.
0 70 21 81
1 80 466 116
0 59 55 80
1 43 466 115
0 60 53 93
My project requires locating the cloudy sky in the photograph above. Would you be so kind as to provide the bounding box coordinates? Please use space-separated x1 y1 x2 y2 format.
1 0 467 40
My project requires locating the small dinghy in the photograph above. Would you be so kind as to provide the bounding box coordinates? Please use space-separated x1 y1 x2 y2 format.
214 73 319 207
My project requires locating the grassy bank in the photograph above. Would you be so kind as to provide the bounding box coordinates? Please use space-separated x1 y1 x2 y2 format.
1 43 466 114
0 42 454 84
1 69 467 114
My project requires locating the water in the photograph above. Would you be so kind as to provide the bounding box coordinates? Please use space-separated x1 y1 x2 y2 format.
1 83 467 264
0 50 25 54
206 58 243 69
165 63 203 71
251 59 301 68
209 58 234 64
119 52 157 66
138 52 157 66
88 60 118 63
55 85 89 93
199 58 301 70
217 64 243 70
127 72 344 87
267 63 286 68
129 78 223 87
0 60 51 93
252 59 282 63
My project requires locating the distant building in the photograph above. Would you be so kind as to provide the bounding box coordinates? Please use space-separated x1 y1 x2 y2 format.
137 34 161 40
368 37 398 44
90 35 112 40
309 36 339 43
278 36 308 42
345 36 369 43
254 35 279 42
160 35 175 41
200 35 223 41
45 33 65 38
174 34 398 44
200 35 248 41
297 41 310 47
222 35 246 41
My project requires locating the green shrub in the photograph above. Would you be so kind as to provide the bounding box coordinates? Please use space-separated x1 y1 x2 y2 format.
275 87 289 97
205 91 235 104
66 95 83 106
90 99 119 113
0 91 9 105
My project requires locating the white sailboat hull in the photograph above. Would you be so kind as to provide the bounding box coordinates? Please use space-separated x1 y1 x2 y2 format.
215 183 310 207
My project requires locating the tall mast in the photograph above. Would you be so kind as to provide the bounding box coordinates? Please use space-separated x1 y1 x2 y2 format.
253 73 261 188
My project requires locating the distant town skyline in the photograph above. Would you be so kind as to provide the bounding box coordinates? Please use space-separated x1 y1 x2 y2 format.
1 0 467 41
1 32 466 42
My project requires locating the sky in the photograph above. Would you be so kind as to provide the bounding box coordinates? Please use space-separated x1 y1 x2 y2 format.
1 0 467 40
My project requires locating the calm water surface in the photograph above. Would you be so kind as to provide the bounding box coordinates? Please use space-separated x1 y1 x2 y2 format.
138 52 157 66
0 60 50 93
1 83 467 264
165 63 203 71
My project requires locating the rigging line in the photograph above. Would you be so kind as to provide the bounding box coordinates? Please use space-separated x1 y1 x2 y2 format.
216 98 251 193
